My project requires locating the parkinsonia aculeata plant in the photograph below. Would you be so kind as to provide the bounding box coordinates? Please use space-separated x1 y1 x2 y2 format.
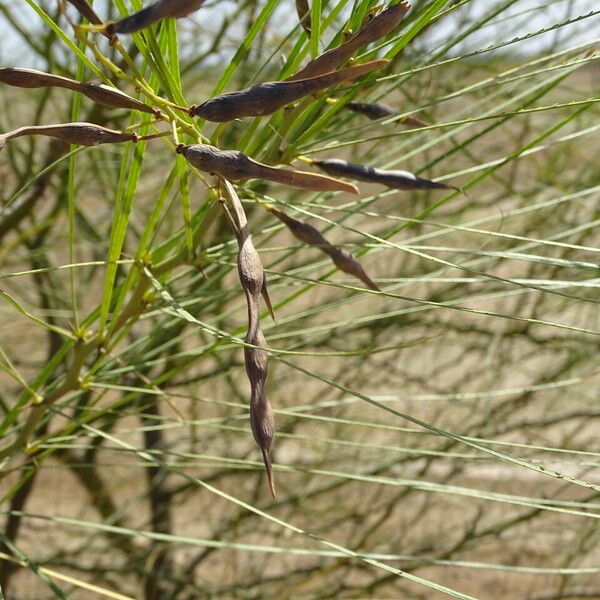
0 0 459 496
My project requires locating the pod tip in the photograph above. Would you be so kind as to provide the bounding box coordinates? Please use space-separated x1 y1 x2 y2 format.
261 447 276 499
175 143 187 154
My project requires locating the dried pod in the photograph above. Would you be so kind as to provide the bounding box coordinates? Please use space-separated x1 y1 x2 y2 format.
246 329 276 498
295 0 311 34
0 122 137 150
226 182 276 322
176 144 358 194
244 327 268 388
312 158 457 191
346 101 427 128
238 233 264 305
268 206 379 291
288 1 410 81
244 307 276 498
250 390 276 498
327 249 380 291
65 0 104 25
223 180 276 498
105 0 204 35
0 68 157 115
191 59 388 122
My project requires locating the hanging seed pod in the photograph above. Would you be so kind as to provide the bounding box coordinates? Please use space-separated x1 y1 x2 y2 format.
191 59 388 122
295 0 311 34
0 68 158 116
245 328 276 498
105 0 205 35
65 0 104 25
288 1 410 81
223 180 276 498
345 101 427 128
0 122 138 150
176 144 358 194
312 158 458 191
268 206 379 291
238 232 265 313
224 180 276 321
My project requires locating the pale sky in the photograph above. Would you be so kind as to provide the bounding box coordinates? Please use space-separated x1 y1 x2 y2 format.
0 1 598 68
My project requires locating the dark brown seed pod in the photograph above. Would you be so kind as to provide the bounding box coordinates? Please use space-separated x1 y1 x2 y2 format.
65 0 104 25
223 180 276 498
295 0 312 34
288 1 410 81
191 59 388 122
246 329 276 498
345 101 427 128
312 158 457 191
250 395 276 497
261 273 276 322
244 326 268 386
238 234 264 305
244 298 276 498
0 123 138 150
327 249 380 291
268 206 380 291
0 68 157 115
225 180 276 322
176 144 358 194
105 0 204 35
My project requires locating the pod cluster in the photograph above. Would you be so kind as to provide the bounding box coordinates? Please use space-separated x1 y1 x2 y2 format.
0 0 462 496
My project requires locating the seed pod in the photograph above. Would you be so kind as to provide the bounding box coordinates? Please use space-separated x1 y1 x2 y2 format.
246 328 276 498
295 0 311 34
244 310 276 498
312 158 457 191
65 0 104 25
268 206 379 291
346 101 427 128
250 391 276 498
176 144 358 194
0 68 157 115
238 234 264 305
245 327 268 388
0 122 137 150
105 0 204 35
191 59 388 122
223 180 276 498
225 181 276 321
288 1 410 81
